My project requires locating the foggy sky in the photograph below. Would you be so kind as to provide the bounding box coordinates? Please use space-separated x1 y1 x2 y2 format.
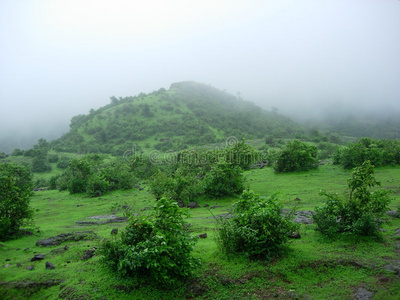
1 0 400 151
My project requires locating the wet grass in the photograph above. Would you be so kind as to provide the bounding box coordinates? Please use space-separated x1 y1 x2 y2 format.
1 164 400 299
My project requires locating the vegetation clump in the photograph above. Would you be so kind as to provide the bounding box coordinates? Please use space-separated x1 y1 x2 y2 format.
101 197 200 286
215 190 298 259
274 140 318 173
313 161 392 237
333 138 400 169
0 163 34 241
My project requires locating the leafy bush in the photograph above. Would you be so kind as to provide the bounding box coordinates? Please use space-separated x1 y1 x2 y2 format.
56 156 71 169
149 167 203 203
48 154 59 163
86 174 109 197
274 140 318 173
215 190 298 259
313 161 392 237
203 160 245 198
101 198 200 286
334 138 400 169
0 163 34 241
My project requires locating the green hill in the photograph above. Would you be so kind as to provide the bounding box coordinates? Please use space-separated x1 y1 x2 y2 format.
51 82 305 155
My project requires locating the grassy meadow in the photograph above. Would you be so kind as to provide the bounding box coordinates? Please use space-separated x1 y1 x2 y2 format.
1 163 400 299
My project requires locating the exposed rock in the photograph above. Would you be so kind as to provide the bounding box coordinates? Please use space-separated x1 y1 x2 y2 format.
3 264 12 268
81 248 96 260
187 202 200 209
45 261 55 270
140 207 152 211
354 287 374 300
210 205 223 209
75 216 127 225
77 204 83 207
16 263 22 267
135 184 144 190
387 210 399 218
288 231 301 239
5 258 10 261
203 204 209 207
36 231 97 247
31 254 45 261
177 201 185 208
394 228 400 238
26 266 34 270
111 228 118 236
198 233 207 238
282 209 314 224
23 248 30 251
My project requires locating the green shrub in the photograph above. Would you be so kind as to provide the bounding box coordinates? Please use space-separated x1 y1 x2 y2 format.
215 190 298 259
203 160 244 198
313 161 392 237
48 154 59 163
0 163 34 241
86 174 109 197
101 198 200 286
274 140 318 173
149 167 203 203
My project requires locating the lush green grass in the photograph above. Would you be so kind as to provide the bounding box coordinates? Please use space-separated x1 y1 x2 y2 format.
1 164 400 299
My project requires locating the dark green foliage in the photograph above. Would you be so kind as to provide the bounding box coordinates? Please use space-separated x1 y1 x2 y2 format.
86 174 109 197
149 167 203 203
203 160 245 198
101 197 200 286
274 140 318 173
48 175 59 190
334 138 400 169
0 163 34 241
100 160 136 191
56 156 71 169
48 154 59 163
313 161 392 237
215 190 298 259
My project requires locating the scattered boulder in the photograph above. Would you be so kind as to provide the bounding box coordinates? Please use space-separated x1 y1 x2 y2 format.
31 254 45 261
26 266 34 270
16 263 22 267
45 261 55 270
198 233 207 239
394 228 400 238
111 228 118 236
187 202 200 209
354 287 374 300
36 231 97 247
387 210 399 218
203 204 209 208
3 264 12 268
211 206 223 209
177 201 185 208
76 216 128 225
23 248 30 251
5 258 10 262
81 248 96 260
135 184 144 190
288 231 301 239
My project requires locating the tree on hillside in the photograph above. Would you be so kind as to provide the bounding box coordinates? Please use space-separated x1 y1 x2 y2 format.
0 163 34 241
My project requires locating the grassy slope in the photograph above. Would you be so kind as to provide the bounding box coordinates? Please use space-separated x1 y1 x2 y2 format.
1 164 400 299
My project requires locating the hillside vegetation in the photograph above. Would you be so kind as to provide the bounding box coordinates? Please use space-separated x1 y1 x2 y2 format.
51 82 306 155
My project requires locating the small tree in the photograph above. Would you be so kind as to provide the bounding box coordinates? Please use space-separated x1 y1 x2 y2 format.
274 140 318 173
101 198 200 286
313 161 392 237
203 159 245 198
0 163 34 241
215 190 298 259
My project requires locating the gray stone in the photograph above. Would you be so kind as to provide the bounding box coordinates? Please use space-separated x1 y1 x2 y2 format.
31 254 45 261
45 261 55 270
354 287 374 300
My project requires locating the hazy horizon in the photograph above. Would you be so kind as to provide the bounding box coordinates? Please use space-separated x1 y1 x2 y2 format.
1 0 399 152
